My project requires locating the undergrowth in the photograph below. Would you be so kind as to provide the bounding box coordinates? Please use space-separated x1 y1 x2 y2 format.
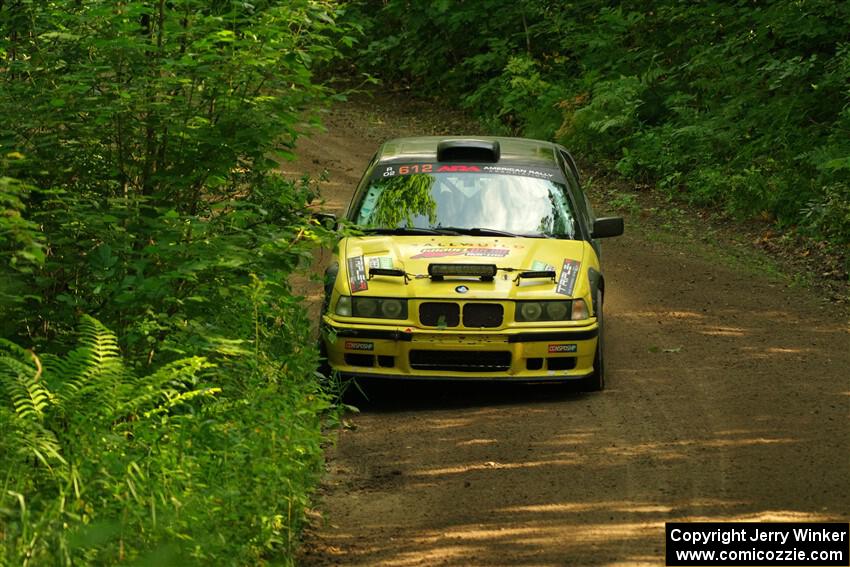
1 288 334 564
342 0 850 262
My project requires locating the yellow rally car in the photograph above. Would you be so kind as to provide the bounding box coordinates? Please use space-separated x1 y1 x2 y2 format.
320 137 623 390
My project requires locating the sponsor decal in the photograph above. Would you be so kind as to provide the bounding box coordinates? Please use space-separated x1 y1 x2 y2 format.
548 344 578 354
347 256 369 293
410 247 510 259
344 341 374 351
437 165 481 172
370 163 564 182
531 259 555 272
555 259 581 296
368 256 394 270
481 165 555 179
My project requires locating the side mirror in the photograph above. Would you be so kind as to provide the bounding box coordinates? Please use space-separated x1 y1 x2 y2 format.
591 217 624 238
312 212 338 230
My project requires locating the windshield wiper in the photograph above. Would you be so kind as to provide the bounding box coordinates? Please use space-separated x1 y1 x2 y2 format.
361 227 459 236
437 227 548 238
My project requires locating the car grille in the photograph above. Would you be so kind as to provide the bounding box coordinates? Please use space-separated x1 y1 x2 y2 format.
409 350 511 372
419 302 504 328
463 303 503 328
419 302 460 327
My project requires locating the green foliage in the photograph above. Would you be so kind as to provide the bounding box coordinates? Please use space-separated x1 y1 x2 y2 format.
1 1 351 563
345 0 850 249
1 310 331 564
0 0 349 347
369 174 437 228
0 316 214 563
0 173 44 270
559 76 645 158
802 183 850 244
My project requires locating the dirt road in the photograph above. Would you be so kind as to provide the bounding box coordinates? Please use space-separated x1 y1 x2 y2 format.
289 95 850 566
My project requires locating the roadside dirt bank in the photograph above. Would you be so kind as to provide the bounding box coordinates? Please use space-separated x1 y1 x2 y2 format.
287 94 850 567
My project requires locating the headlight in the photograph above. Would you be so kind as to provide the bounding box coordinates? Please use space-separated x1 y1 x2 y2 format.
519 302 543 321
381 299 405 318
335 296 352 316
356 297 378 317
545 301 570 320
516 300 578 322
350 297 408 319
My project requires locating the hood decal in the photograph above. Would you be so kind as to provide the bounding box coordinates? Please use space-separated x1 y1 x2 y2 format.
531 259 555 272
555 259 581 296
347 256 369 293
411 247 510 259
368 256 394 270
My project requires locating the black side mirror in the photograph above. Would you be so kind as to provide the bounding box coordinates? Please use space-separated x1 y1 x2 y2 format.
591 217 624 238
312 212 338 230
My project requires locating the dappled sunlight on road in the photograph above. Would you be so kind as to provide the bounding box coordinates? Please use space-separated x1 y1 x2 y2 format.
699 326 746 336
456 438 498 447
498 501 675 515
410 457 585 477
296 99 850 567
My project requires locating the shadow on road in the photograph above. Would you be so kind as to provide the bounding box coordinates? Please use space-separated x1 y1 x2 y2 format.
338 378 589 413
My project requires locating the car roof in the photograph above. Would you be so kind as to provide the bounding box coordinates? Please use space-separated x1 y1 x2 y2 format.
375 136 561 168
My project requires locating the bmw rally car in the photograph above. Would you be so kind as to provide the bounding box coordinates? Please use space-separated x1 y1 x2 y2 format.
320 137 623 390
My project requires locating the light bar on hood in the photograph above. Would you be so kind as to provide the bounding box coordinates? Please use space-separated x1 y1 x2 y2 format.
428 263 497 281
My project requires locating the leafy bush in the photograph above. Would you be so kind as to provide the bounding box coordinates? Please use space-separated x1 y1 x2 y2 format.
0 0 349 348
344 0 850 250
802 183 850 244
558 76 645 159
1 1 350 563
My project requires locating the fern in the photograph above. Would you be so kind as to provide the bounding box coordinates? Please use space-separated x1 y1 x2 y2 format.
0 345 66 483
115 356 216 419
1 317 220 563
53 315 127 415
13 421 66 472
143 387 222 419
0 341 51 422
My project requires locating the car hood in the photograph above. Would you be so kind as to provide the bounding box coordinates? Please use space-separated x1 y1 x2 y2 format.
338 235 588 300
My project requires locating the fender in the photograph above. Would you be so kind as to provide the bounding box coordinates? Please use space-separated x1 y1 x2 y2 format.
323 261 339 313
587 267 604 316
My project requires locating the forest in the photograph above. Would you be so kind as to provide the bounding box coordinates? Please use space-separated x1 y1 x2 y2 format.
1 0 848 564
346 0 850 248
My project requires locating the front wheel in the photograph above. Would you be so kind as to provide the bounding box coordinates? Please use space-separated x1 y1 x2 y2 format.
579 289 605 392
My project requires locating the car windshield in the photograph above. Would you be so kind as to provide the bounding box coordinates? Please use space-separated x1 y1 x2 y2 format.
351 172 577 238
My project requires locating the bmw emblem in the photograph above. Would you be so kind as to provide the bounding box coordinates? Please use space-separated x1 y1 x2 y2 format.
455 285 469 294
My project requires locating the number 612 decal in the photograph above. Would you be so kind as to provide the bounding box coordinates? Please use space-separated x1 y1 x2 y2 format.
398 164 433 175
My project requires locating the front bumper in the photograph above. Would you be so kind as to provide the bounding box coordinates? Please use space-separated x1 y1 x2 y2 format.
322 316 598 382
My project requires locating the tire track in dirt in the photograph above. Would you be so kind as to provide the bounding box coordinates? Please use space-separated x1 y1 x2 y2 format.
291 95 850 566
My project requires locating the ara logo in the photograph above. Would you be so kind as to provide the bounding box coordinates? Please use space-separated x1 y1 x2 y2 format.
438 165 481 172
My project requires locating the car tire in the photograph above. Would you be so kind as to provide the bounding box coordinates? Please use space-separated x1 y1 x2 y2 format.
579 289 605 392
